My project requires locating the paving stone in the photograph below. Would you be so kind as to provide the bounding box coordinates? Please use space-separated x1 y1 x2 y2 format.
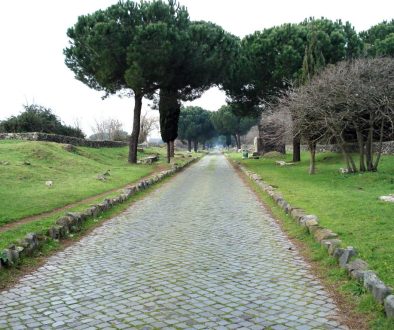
0 155 346 329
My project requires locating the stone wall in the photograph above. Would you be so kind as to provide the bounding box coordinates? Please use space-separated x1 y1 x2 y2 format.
0 132 128 148
286 141 394 155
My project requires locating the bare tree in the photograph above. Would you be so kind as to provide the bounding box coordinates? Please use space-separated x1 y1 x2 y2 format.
259 101 293 154
90 119 128 141
287 57 394 174
139 110 159 143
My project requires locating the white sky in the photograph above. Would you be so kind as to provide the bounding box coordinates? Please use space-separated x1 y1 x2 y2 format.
0 0 393 136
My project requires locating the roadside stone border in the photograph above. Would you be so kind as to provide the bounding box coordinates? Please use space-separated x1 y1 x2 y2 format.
0 157 199 272
233 161 394 319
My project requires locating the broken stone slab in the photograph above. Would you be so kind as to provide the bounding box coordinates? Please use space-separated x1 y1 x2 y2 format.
320 238 342 251
385 295 394 318
48 226 61 240
81 208 93 218
19 233 39 256
338 247 357 268
1 246 19 266
373 283 392 304
56 216 73 231
277 199 288 210
290 208 306 222
88 205 100 217
326 239 342 255
300 215 319 227
272 193 284 203
364 271 393 304
345 259 368 281
314 228 338 243
379 194 394 203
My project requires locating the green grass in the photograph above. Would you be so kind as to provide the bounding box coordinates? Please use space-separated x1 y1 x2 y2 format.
0 140 187 225
242 168 394 330
228 151 394 289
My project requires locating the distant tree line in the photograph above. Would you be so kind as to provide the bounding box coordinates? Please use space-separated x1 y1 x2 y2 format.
62 0 394 168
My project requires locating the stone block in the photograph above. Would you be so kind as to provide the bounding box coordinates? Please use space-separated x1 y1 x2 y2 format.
20 233 39 256
300 215 319 227
81 208 93 218
385 295 394 318
372 283 392 304
48 226 60 239
272 193 283 203
290 208 306 222
345 259 368 280
56 216 73 231
313 228 338 242
338 247 357 268
1 249 12 266
327 239 342 255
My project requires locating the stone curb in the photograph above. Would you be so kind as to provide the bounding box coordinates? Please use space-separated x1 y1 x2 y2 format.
0 157 199 272
233 161 394 319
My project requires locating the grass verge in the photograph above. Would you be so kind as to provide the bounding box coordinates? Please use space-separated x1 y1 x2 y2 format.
228 154 394 329
0 140 188 225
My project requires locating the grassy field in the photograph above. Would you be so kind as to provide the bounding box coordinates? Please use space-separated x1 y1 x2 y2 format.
0 140 183 225
228 151 394 288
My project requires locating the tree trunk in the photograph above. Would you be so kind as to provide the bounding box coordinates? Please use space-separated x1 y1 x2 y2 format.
292 134 301 162
166 141 171 164
366 114 374 171
308 141 317 175
170 140 175 157
193 140 198 152
128 95 143 164
373 118 385 171
236 134 241 150
356 128 366 172
187 139 192 152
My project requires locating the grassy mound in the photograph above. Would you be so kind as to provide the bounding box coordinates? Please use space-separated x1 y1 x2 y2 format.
0 140 171 225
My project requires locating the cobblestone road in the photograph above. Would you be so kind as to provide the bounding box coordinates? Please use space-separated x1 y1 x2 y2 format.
0 154 347 330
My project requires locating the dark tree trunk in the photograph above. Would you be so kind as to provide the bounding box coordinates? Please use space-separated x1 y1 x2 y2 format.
366 123 374 171
170 140 175 157
373 118 385 171
308 141 317 175
292 134 301 162
187 139 192 152
356 129 366 172
193 140 198 152
166 142 171 163
236 134 241 150
128 95 143 164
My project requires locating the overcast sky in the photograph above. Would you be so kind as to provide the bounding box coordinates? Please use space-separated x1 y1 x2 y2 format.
0 0 393 136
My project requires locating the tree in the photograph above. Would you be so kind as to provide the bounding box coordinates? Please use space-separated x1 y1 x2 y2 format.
360 20 394 57
139 110 159 143
223 18 362 160
178 106 216 152
64 0 189 163
138 20 239 161
89 118 128 141
0 104 85 138
287 57 394 173
211 105 257 150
